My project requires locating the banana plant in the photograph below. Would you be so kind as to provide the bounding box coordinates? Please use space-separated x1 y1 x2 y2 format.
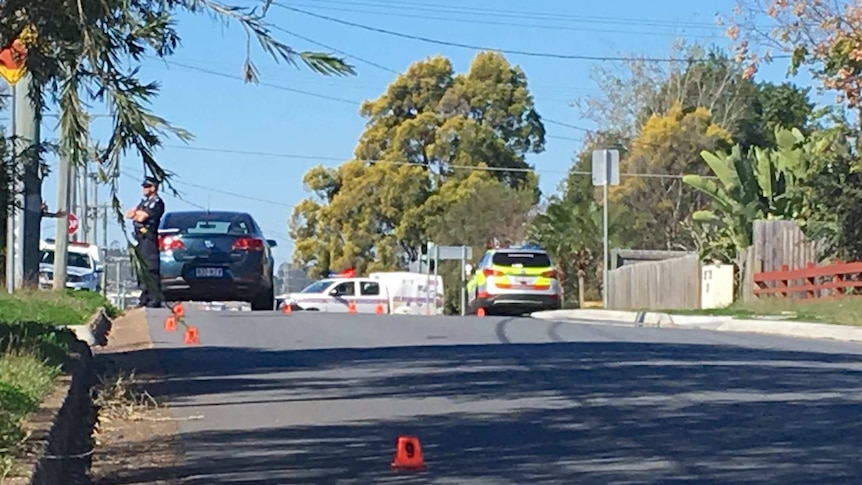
683 127 811 253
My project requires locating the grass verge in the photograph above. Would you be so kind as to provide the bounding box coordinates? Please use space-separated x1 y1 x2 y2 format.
0 289 117 479
661 298 862 327
0 289 120 326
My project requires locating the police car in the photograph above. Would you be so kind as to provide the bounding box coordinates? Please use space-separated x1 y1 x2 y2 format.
465 243 562 316
39 239 104 291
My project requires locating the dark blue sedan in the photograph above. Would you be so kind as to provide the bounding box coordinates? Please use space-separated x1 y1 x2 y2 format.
158 210 277 311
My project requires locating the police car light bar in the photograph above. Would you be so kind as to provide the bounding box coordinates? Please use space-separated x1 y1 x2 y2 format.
43 238 92 248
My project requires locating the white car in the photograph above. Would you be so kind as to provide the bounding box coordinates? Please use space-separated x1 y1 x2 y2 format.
39 240 104 291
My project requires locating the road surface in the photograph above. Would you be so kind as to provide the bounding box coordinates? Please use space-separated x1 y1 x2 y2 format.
136 308 862 484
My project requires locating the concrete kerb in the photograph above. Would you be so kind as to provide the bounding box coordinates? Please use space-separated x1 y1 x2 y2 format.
65 308 113 347
532 309 862 344
530 309 692 328
716 319 862 344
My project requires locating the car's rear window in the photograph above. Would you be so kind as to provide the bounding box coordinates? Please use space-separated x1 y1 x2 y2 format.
492 252 552 268
162 213 254 235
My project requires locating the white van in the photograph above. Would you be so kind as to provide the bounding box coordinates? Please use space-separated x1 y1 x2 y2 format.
283 272 444 315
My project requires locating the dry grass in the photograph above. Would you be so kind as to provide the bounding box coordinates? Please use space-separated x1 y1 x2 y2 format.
93 371 161 425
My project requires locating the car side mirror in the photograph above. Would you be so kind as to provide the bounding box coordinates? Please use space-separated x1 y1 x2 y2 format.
95 265 104 273
329 288 339 296
266 239 278 247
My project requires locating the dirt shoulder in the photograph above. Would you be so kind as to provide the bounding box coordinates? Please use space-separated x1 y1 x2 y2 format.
89 309 186 485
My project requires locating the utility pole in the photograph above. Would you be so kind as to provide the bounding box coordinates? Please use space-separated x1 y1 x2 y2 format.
52 151 72 290
80 160 88 244
101 205 108 249
69 164 78 242
5 72 41 292
90 172 98 244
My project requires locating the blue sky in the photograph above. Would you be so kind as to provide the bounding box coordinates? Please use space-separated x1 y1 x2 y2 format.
34 0 813 266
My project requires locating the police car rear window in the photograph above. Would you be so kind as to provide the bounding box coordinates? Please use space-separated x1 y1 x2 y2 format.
492 252 552 268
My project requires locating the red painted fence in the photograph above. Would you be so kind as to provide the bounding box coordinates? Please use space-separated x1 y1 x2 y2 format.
753 261 862 299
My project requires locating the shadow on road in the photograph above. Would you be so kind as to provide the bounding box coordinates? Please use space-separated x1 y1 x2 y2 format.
98 320 862 484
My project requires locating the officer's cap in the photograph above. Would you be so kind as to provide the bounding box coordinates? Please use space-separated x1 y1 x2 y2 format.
141 176 159 187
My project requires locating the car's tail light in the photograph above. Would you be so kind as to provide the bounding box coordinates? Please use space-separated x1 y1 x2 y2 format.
233 237 265 251
159 235 184 251
483 268 504 277
541 270 558 279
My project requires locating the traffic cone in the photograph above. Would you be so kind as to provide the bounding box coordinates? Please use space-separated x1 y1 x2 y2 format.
172 303 185 318
375 303 385 314
391 435 426 471
282 303 292 314
183 326 200 345
348 300 357 313
477 308 486 318
164 315 177 332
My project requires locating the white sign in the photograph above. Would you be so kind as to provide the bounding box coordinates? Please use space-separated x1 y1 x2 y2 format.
430 245 473 261
591 149 620 186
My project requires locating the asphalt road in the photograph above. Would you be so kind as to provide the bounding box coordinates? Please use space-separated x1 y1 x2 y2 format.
136 308 862 484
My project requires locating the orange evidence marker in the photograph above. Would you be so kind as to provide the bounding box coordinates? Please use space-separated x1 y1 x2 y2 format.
391 435 426 471
477 307 486 317
183 326 200 345
164 315 177 332
348 300 357 313
375 303 385 314
172 303 185 318
282 303 292 314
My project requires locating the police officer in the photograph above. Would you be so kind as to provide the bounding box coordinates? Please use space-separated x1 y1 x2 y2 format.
126 176 165 308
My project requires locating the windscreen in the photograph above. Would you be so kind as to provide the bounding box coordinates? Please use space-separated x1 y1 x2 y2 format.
492 252 552 268
40 250 91 269
301 280 334 293
162 213 254 236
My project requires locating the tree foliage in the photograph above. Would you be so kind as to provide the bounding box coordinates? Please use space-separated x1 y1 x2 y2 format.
608 102 732 250
727 1 862 124
290 52 544 278
791 125 862 260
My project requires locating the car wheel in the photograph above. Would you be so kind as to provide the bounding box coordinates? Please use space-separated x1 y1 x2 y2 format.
250 287 275 311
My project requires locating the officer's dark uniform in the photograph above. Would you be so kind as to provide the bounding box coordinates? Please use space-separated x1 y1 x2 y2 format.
134 177 165 308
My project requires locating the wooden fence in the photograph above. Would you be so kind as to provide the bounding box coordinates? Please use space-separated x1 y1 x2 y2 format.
739 220 822 302
607 253 702 310
754 261 862 299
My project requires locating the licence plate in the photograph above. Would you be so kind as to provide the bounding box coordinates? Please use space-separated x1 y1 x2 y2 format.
195 267 224 278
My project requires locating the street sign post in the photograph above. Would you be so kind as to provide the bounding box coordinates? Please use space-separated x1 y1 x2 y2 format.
592 149 620 309
68 213 79 236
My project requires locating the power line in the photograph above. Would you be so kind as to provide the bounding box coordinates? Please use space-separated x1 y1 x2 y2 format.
271 27 400 74
297 0 729 31
155 59 589 144
285 1 721 39
156 60 360 105
544 119 593 133
276 5 791 63
138 143 714 180
162 144 344 161
123 166 296 208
